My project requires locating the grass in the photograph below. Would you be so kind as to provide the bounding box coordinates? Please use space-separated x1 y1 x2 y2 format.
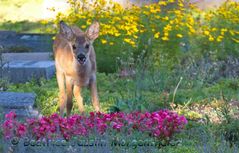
0 21 48 33
6 71 239 116
7 73 125 115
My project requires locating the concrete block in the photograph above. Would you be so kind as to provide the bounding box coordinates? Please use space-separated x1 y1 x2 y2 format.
3 60 55 83
0 92 35 109
2 52 53 63
0 92 40 119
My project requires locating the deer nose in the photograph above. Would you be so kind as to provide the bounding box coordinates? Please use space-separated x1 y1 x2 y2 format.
77 54 86 63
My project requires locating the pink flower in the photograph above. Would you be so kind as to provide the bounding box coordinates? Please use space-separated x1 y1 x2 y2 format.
17 123 26 137
2 109 187 141
112 121 123 130
3 120 14 129
26 118 35 125
5 111 16 120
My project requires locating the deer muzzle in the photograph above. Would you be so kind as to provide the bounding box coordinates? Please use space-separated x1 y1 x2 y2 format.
77 53 86 65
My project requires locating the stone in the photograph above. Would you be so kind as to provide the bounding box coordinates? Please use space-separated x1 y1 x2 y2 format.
20 35 31 40
2 52 53 63
0 31 53 53
0 92 35 109
0 31 16 39
3 108 40 118
0 92 40 119
3 60 55 83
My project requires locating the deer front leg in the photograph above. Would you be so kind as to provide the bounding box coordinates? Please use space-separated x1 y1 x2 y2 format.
56 71 66 116
73 85 84 113
89 79 100 112
65 76 73 117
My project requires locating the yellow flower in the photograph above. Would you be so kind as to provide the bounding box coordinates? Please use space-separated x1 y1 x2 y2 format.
154 32 160 39
149 6 161 13
114 33 121 37
101 39 107 44
158 1 167 5
204 31 210 36
81 25 86 29
130 41 136 45
163 16 169 21
162 37 169 41
143 11 150 15
155 8 161 13
164 32 169 36
176 34 183 38
221 28 228 32
126 31 133 35
189 28 195 34
133 35 138 39
209 36 214 41
178 2 184 7
229 30 235 36
187 17 195 25
164 24 172 31
212 28 217 31
174 10 181 15
216 36 223 42
86 19 92 25
124 38 135 46
140 29 145 33
231 38 239 43
80 15 86 19
155 15 160 19
132 26 139 33
109 42 114 45
123 38 136 46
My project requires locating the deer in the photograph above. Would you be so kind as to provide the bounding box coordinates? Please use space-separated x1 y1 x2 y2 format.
53 21 100 116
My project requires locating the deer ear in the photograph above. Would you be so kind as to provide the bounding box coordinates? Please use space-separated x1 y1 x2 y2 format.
60 21 74 40
86 21 100 41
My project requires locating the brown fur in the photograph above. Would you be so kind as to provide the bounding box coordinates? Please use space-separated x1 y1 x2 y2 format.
53 21 100 116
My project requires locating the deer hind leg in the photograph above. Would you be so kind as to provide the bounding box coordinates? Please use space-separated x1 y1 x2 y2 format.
56 71 66 116
65 76 73 117
73 85 84 113
89 80 100 112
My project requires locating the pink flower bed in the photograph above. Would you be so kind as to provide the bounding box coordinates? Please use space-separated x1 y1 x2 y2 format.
2 110 187 141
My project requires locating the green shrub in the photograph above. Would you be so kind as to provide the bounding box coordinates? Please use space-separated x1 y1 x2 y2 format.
219 119 239 146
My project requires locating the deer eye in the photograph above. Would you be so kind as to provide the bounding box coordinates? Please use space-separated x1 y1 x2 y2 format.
85 44 90 49
72 44 76 50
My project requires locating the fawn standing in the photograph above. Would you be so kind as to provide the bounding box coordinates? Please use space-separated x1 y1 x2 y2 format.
53 21 100 116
